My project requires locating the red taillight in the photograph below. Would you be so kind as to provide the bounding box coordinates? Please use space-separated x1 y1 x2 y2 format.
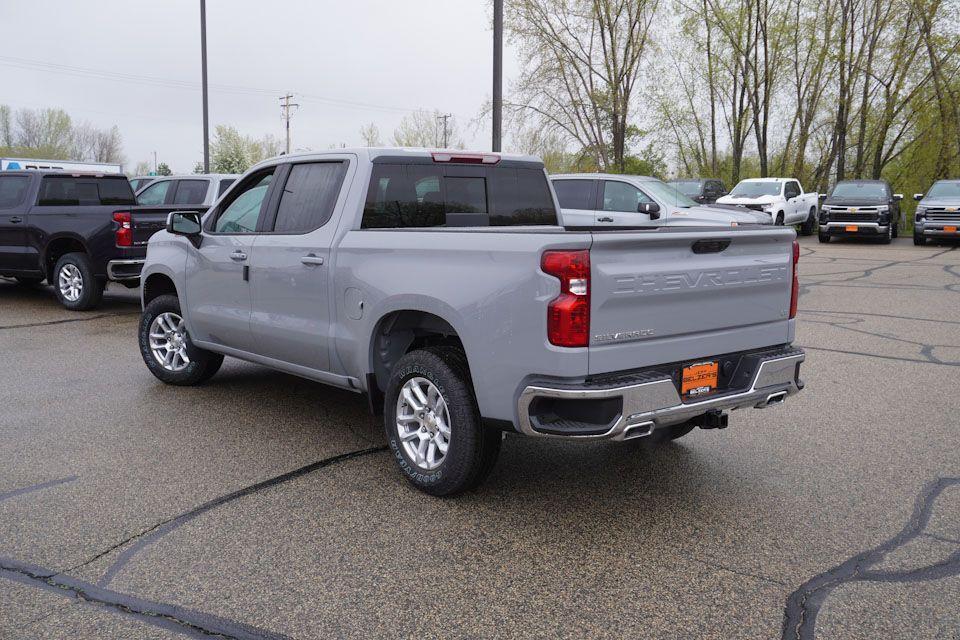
113 211 132 247
789 240 800 319
542 250 590 347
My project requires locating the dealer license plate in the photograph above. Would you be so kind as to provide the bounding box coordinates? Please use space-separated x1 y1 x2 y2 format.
845 225 858 232
682 361 718 398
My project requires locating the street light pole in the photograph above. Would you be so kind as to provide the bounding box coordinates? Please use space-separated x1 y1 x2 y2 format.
492 0 503 152
200 0 210 173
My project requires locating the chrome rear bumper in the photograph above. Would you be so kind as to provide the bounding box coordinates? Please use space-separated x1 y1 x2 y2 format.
517 349 804 441
106 259 144 281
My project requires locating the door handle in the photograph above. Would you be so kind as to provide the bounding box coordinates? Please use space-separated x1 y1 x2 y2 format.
301 254 324 266
8 216 22 223
597 216 614 223
230 251 247 261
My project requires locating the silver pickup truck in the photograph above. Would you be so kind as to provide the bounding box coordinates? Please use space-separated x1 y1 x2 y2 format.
138 149 804 495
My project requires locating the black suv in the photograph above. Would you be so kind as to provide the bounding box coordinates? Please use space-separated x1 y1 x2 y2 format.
667 178 728 204
818 179 903 244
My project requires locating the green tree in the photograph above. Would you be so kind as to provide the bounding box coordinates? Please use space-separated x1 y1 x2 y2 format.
156 162 172 176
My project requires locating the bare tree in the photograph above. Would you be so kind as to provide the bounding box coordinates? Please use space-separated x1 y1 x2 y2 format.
393 110 462 148
359 122 383 147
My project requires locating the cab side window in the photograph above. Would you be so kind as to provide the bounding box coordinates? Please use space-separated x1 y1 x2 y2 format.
210 170 274 234
785 182 800 199
0 176 30 208
137 180 171 205
602 181 652 213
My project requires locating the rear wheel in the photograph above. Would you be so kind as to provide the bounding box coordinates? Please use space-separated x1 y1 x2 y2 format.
139 294 223 385
799 208 816 236
53 252 103 311
384 346 501 496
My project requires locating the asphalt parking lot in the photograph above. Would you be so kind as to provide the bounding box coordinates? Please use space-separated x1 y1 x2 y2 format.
1 236 958 640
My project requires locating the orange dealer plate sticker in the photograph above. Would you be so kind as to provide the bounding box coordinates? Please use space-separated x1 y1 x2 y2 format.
682 361 719 397
945 226 957 233
845 225 858 232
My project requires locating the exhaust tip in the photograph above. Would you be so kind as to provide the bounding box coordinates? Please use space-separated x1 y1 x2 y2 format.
623 421 654 440
764 391 787 407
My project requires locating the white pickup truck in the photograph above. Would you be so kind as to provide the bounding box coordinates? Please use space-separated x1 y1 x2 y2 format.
716 178 818 235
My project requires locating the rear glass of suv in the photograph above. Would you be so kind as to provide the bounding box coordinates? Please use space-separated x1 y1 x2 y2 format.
362 161 557 228
37 176 136 206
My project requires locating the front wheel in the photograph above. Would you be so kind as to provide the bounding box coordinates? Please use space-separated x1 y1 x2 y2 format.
139 294 223 385
799 208 816 236
818 232 831 243
880 223 893 244
775 212 785 226
53 252 103 311
914 233 926 246
384 346 501 496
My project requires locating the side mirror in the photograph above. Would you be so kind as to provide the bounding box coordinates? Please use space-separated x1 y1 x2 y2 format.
893 193 903 201
639 202 661 220
167 211 202 237
819 193 828 200
913 193 924 201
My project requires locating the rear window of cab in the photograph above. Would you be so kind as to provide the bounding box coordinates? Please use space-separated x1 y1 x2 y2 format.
37 176 136 206
362 162 557 228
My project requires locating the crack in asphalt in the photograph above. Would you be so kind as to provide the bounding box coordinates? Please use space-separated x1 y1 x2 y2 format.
0 311 138 331
2 446 388 639
800 313 960 366
0 476 78 503
782 477 960 640
0 556 292 640
84 445 388 587
797 344 960 367
798 309 960 326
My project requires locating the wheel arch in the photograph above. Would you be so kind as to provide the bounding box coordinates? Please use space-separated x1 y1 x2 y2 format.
142 272 180 307
42 233 88 282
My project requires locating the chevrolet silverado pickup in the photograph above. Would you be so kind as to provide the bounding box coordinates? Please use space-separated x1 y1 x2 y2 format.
551 174 768 227
913 180 960 245
818 179 903 244
716 178 818 234
0 170 171 309
138 149 805 495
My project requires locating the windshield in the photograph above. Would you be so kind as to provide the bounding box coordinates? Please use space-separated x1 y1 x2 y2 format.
641 179 697 208
926 181 960 199
729 181 781 197
669 180 702 196
831 182 887 198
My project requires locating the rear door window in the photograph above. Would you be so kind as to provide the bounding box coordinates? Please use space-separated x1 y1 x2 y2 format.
173 180 209 205
137 180 171 205
271 162 347 233
37 176 135 206
0 175 30 208
552 180 594 210
217 179 236 197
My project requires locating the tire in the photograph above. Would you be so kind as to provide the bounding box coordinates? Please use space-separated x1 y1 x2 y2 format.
799 208 816 236
14 276 44 286
892 219 899 238
384 346 501 496
818 232 831 243
139 294 224 386
53 252 103 311
775 212 785 226
914 233 925 246
650 423 696 444
880 223 893 244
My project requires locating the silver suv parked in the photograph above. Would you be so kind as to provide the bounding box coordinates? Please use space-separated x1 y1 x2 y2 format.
138 149 804 495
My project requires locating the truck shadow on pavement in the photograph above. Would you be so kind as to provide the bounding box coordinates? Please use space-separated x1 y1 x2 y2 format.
782 477 960 640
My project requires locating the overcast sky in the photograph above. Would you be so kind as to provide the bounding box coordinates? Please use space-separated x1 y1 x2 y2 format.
0 0 519 172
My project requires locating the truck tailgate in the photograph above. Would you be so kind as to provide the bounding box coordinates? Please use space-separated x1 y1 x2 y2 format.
129 206 209 246
588 227 795 375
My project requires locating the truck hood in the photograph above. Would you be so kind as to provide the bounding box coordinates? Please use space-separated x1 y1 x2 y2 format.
667 205 770 227
823 196 888 207
918 198 960 208
715 194 781 206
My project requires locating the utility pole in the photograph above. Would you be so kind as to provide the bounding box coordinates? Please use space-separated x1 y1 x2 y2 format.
437 113 452 148
492 0 503 152
280 94 300 155
153 151 157 173
200 0 210 173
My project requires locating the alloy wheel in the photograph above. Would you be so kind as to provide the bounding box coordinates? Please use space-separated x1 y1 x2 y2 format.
58 264 83 302
148 312 191 372
396 376 451 471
